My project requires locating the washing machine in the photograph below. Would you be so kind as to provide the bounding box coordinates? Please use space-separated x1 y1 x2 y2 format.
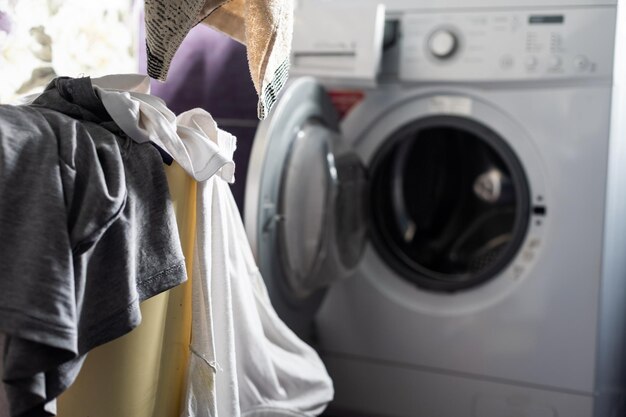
244 1 626 416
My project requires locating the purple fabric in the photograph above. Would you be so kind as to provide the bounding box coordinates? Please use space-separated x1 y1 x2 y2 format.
0 11 12 34
138 20 259 210
139 23 258 119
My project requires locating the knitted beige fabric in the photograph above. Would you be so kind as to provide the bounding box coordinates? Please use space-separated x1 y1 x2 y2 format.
144 0 293 119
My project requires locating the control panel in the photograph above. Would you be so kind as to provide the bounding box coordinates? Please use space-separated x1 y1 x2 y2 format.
400 8 617 82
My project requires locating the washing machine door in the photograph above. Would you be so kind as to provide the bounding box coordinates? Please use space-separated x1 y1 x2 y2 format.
245 77 368 336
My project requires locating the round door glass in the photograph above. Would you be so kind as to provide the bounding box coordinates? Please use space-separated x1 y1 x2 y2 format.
278 120 368 299
369 116 530 292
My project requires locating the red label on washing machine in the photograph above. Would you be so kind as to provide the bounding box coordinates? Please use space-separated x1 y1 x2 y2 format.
327 90 365 120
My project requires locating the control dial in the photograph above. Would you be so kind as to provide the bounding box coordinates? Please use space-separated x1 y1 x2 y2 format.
428 28 459 59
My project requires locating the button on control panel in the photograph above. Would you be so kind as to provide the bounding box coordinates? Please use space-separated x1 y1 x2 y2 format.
400 8 615 82
573 55 590 71
548 55 562 70
525 55 538 70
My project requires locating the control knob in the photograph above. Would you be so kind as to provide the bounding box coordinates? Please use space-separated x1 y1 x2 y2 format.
428 29 459 59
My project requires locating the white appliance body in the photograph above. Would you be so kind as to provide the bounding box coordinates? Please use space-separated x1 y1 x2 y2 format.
245 1 626 416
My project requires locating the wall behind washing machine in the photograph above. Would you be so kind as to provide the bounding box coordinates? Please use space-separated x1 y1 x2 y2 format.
138 19 259 211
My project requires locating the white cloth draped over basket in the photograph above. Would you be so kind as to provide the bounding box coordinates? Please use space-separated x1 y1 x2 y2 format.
95 74 334 417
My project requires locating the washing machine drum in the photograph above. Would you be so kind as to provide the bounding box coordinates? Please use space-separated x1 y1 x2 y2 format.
369 116 530 292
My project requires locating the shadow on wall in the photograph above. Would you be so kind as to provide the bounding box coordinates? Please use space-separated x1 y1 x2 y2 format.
138 22 260 211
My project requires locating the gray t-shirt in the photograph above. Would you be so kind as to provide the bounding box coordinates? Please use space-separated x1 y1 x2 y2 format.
0 77 187 416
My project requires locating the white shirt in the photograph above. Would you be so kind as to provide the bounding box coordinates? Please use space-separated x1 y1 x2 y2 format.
183 167 333 417
92 74 236 183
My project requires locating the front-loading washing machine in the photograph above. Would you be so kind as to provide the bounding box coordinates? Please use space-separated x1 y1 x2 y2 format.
244 1 626 416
